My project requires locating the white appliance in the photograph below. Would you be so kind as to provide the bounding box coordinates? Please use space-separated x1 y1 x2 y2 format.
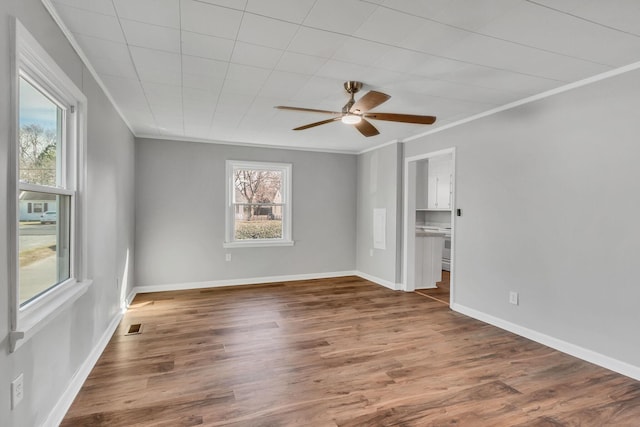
442 231 451 271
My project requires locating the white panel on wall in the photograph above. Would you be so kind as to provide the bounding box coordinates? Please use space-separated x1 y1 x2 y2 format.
373 208 386 250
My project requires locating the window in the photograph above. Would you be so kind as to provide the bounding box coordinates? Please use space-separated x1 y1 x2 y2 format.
225 160 293 247
17 75 72 305
9 20 89 351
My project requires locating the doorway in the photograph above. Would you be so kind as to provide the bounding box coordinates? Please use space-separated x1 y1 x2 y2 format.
402 148 456 305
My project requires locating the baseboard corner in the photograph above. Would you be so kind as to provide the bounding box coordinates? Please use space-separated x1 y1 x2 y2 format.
355 271 400 290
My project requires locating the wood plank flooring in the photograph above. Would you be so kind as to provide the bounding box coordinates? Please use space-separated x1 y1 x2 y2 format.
415 271 450 305
62 276 640 426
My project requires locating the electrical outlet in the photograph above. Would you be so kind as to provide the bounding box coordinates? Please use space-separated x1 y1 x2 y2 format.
11 373 24 409
225 253 232 262
509 291 519 305
369 249 374 257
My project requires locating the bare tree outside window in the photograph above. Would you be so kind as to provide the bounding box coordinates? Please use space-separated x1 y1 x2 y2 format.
233 168 283 239
19 123 58 186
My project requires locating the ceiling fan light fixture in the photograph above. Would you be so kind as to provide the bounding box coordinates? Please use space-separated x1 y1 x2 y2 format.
341 114 362 125
276 81 436 137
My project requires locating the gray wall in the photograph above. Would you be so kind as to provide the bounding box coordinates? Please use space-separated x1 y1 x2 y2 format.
135 138 356 287
355 143 403 286
0 1 136 425
405 68 640 369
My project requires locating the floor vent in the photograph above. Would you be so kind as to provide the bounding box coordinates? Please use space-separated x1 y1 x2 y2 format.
126 323 143 335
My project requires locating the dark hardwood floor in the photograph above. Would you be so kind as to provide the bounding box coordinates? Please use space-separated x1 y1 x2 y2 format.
62 276 640 426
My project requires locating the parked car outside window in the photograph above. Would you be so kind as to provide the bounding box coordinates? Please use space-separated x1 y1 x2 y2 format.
40 211 56 224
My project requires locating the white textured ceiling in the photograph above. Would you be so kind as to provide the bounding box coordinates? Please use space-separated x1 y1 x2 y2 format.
46 0 640 153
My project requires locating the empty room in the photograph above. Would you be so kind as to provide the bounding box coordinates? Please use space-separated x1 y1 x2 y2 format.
2 1 640 426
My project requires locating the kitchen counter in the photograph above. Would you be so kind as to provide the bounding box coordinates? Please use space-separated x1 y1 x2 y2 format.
416 230 446 237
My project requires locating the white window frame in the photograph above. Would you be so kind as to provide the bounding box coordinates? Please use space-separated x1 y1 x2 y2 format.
8 19 90 352
224 160 293 248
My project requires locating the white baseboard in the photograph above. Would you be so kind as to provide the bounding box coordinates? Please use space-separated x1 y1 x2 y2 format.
125 287 137 306
132 270 358 294
451 302 640 382
45 309 125 427
43 279 640 427
355 271 400 290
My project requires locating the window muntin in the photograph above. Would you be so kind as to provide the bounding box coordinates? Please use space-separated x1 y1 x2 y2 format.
226 161 292 247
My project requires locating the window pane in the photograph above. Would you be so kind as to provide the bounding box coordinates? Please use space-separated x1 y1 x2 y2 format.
233 168 283 240
18 191 71 305
233 169 282 204
19 77 62 187
234 203 283 240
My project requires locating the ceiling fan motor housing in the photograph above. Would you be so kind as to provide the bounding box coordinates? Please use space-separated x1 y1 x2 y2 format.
343 81 363 113
344 81 363 94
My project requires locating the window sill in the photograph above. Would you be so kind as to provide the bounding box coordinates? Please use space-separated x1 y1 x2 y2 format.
223 240 295 249
10 279 92 352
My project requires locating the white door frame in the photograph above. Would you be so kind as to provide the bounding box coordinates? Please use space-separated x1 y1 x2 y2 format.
402 147 456 301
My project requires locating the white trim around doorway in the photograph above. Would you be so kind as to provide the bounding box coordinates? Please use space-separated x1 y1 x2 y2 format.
402 148 456 303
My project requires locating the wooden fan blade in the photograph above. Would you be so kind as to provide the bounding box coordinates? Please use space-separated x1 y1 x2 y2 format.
353 118 379 137
363 112 436 125
350 91 390 113
293 117 341 131
276 106 342 115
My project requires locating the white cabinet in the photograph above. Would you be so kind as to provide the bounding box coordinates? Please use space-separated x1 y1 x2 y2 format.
426 155 452 210
415 233 444 289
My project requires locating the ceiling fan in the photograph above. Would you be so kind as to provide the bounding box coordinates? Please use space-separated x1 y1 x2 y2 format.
275 81 436 137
